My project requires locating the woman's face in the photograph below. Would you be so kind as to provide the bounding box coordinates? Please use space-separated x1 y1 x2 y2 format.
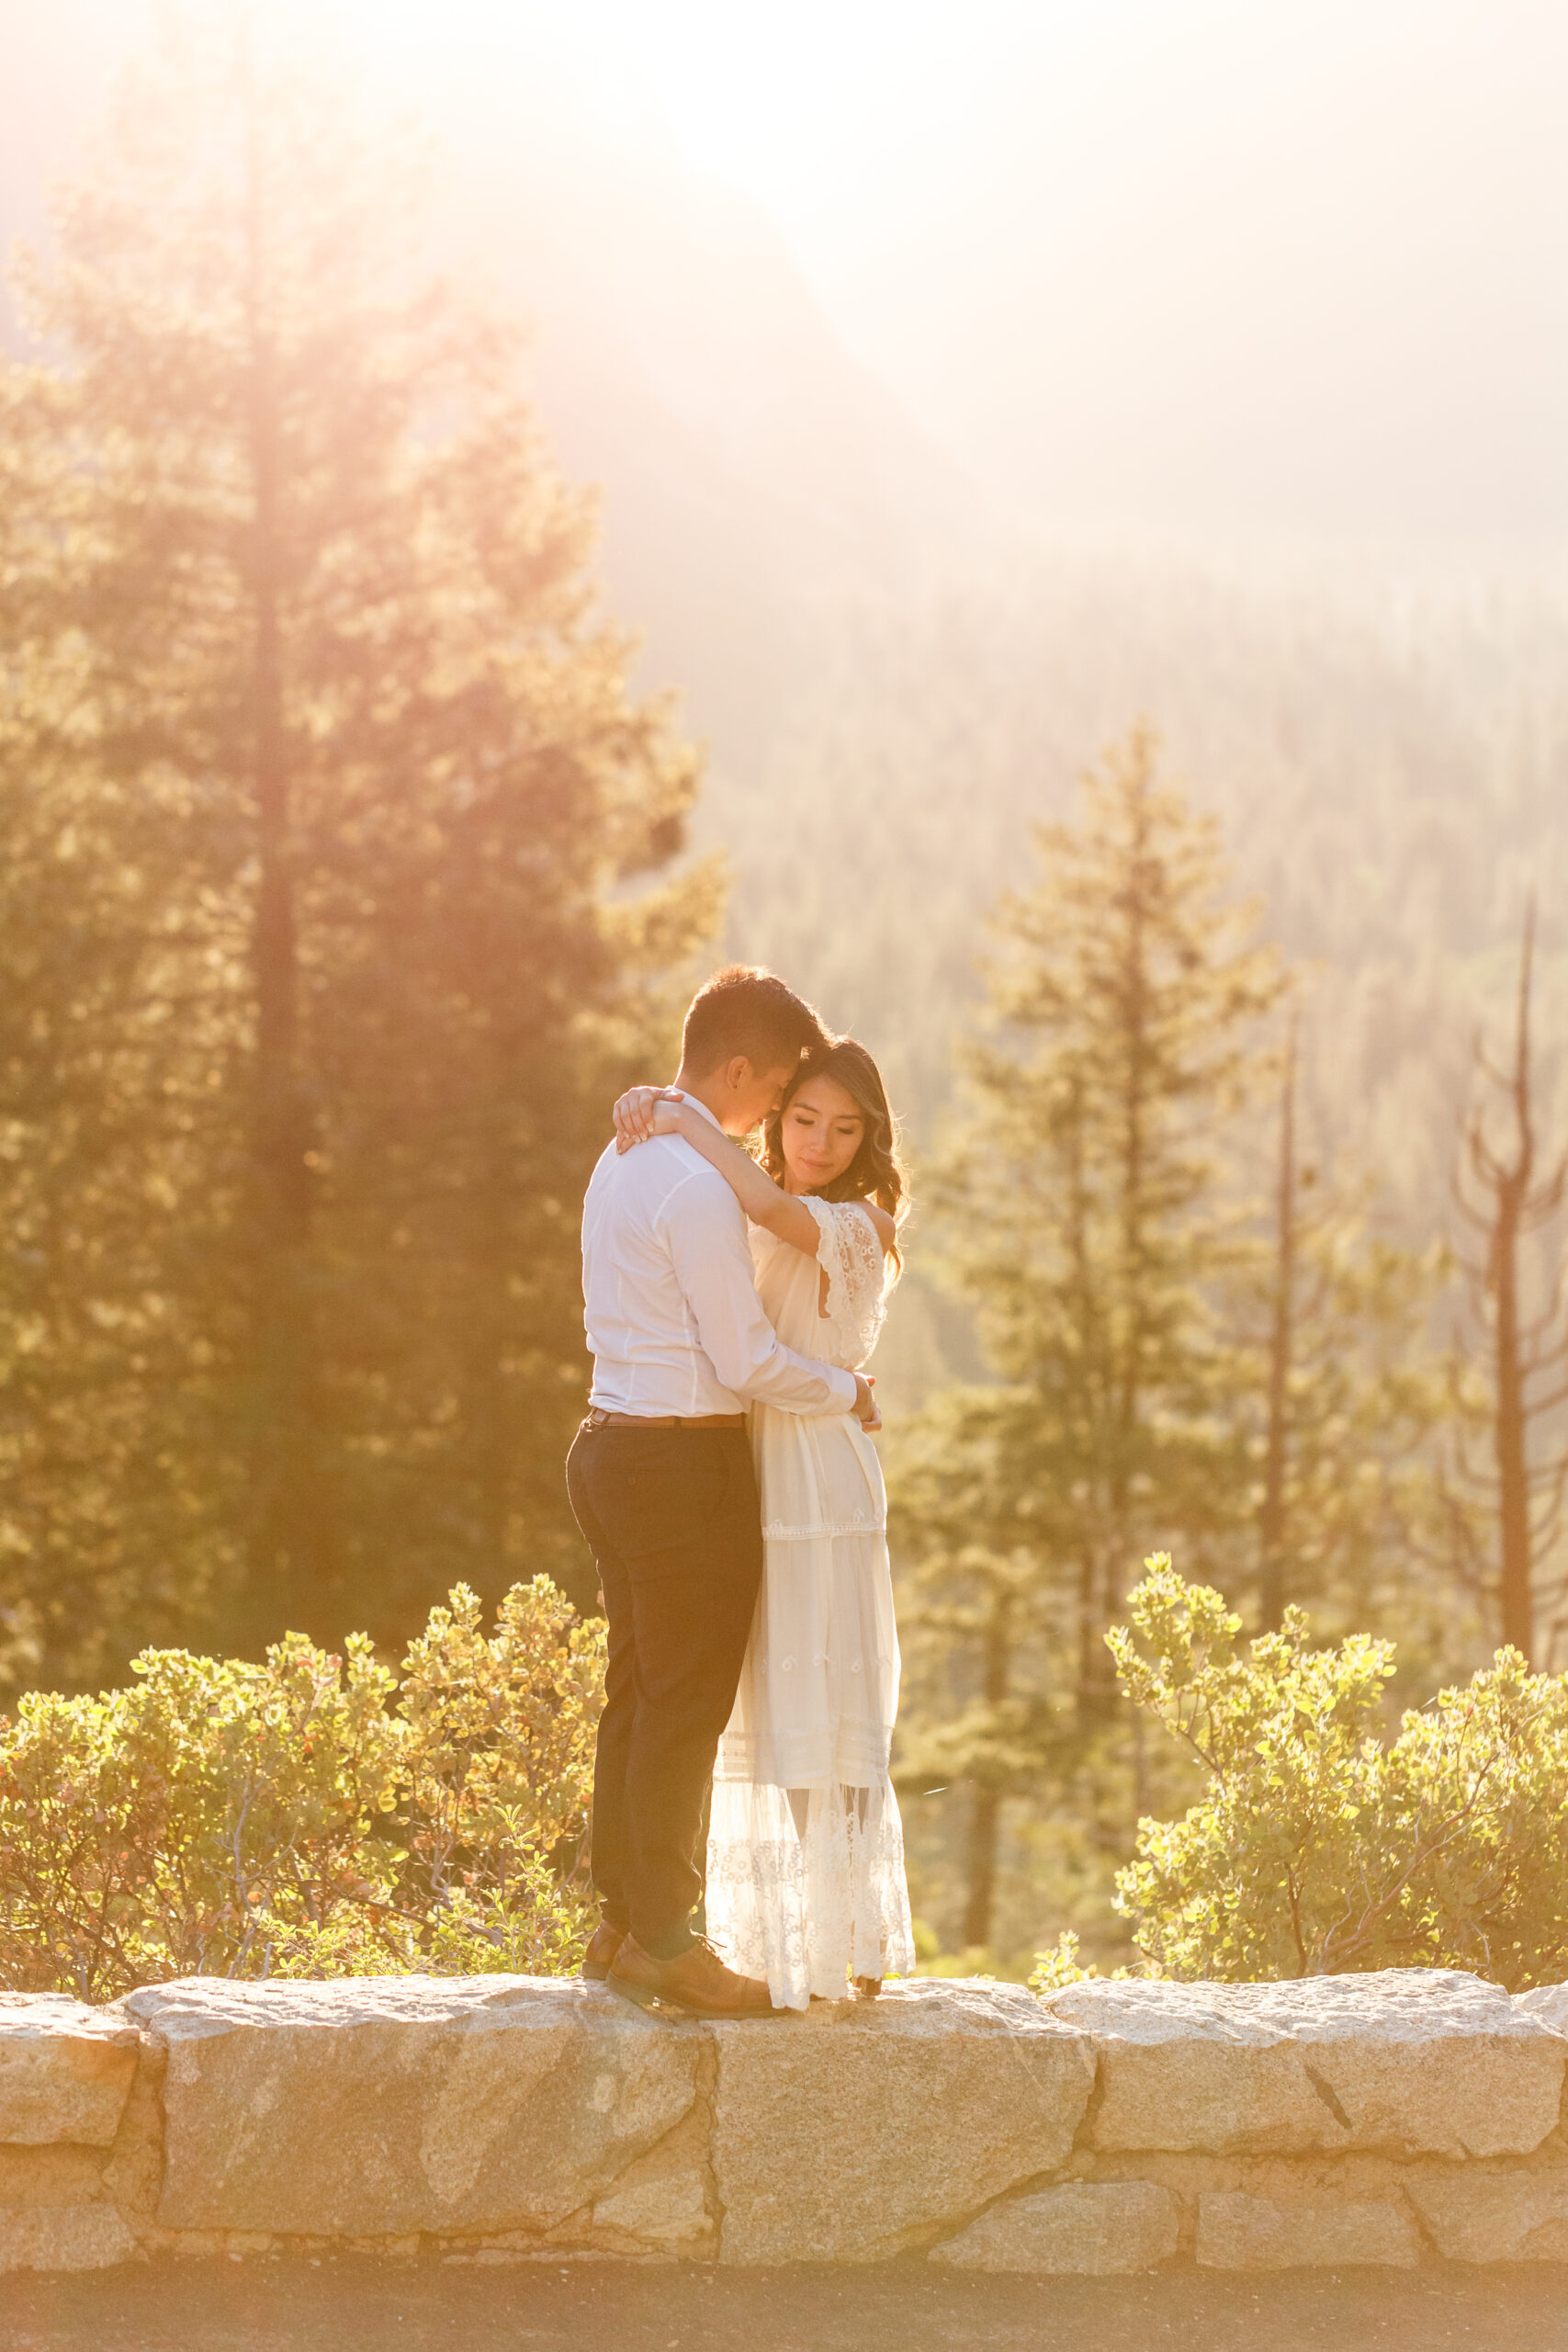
779 1074 866 1193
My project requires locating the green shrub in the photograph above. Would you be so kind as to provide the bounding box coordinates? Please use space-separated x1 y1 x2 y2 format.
0 1578 604 2000
1094 1556 1568 1988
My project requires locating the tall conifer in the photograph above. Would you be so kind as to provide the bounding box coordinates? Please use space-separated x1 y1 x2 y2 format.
0 20 711 1679
945 728 1281 1690
897 728 1281 1946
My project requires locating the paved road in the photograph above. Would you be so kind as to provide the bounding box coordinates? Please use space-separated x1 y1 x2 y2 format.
6 2256 1568 2352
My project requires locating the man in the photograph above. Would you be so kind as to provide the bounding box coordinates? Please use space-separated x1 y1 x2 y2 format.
566 967 880 2018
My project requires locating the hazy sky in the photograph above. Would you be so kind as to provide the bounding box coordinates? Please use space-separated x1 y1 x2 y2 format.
6 0 1567 550
318 0 1568 548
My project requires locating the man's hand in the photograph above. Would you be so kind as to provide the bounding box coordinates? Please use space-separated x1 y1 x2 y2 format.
852 1373 882 1433
613 1086 683 1152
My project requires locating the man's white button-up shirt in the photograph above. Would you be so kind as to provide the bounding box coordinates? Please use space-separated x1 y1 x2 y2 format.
581 1094 858 1419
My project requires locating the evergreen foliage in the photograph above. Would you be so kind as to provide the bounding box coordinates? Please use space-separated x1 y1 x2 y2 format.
935 724 1284 1701
894 730 1284 1945
0 23 713 1681
892 732 1464 1962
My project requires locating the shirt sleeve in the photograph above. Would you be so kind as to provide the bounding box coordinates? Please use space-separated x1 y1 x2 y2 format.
660 1172 858 1416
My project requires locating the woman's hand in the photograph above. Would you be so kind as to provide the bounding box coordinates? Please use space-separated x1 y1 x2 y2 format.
613 1086 684 1152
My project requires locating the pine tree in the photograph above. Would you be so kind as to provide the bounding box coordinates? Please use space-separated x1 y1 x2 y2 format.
896 727 1281 1947
942 727 1282 1691
0 18 711 1682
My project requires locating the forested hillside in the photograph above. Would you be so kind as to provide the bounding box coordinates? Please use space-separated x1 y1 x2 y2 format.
711 563 1568 1143
696 562 1568 1409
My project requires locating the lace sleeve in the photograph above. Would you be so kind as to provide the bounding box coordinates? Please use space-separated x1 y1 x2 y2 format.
801 1198 892 1362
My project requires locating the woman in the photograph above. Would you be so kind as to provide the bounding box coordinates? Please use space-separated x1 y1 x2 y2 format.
611 1039 917 2010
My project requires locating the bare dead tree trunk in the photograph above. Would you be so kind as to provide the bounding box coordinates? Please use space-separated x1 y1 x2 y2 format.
1259 1012 1299 1632
1450 899 1568 1666
1491 911 1538 1658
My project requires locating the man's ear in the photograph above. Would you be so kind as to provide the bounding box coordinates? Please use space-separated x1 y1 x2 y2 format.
722 1054 753 1094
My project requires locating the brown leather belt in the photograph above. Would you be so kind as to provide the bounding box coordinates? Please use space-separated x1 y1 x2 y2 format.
583 1408 746 1430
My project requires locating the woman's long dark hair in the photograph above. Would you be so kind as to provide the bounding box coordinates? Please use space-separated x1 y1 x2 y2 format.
762 1037 908 1263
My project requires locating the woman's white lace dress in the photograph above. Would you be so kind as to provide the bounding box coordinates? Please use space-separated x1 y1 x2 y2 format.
705 1197 917 2010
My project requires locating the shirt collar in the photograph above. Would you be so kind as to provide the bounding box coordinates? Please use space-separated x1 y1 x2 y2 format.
671 1090 725 1136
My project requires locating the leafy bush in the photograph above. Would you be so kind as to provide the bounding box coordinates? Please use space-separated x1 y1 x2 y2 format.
1026 1928 1126 1993
1094 1556 1568 1988
0 1578 604 2000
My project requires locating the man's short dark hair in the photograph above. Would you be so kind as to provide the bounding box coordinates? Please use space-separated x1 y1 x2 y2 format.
681 966 829 1078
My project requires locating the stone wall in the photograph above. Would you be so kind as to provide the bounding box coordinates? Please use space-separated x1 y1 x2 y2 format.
6 1969 1568 2276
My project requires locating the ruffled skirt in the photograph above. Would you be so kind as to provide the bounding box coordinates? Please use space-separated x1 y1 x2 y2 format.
705 1514 916 2010
706 1774 915 2008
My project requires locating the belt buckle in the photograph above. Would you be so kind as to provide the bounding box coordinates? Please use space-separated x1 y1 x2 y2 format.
583 1407 611 1431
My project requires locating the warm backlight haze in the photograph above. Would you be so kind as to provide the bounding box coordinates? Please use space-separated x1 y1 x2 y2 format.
0 0 1565 1978
6 0 1568 546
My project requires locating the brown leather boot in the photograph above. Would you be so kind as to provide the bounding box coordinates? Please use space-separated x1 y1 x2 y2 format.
606 1934 779 2018
581 1923 626 1983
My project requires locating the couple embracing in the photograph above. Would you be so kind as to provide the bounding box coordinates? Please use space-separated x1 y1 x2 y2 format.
565 965 917 2018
